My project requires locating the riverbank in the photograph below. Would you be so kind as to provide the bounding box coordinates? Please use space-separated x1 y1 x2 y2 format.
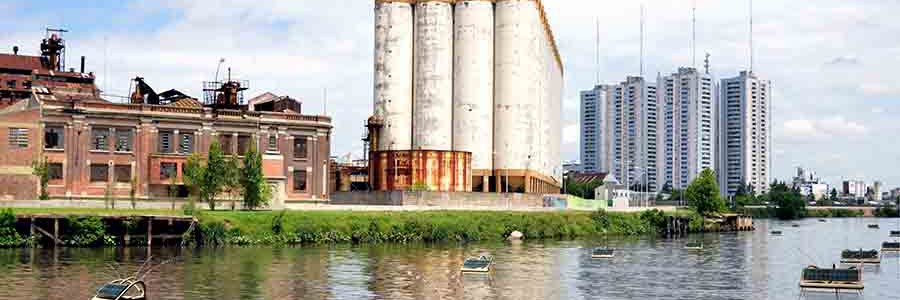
1 208 705 247
739 206 898 218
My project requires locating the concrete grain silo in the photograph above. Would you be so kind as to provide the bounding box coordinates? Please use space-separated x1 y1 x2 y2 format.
368 0 562 194
494 0 543 192
452 0 494 191
373 0 415 151
412 0 454 151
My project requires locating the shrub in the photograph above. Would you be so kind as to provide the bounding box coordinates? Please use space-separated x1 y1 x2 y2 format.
65 216 113 246
0 209 23 247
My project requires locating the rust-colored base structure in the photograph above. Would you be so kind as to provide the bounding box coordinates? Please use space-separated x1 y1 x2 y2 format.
369 150 471 192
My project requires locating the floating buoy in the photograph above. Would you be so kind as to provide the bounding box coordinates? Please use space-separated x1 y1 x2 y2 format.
507 231 523 241
591 248 615 259
685 242 703 250
461 256 493 273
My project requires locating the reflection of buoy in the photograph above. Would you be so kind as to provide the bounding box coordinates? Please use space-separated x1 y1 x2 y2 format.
508 231 523 241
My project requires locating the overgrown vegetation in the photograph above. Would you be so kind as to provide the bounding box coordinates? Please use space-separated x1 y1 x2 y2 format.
64 216 114 246
184 209 686 246
0 209 24 247
31 156 50 200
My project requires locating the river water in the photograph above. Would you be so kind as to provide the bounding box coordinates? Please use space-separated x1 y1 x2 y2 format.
1 218 898 300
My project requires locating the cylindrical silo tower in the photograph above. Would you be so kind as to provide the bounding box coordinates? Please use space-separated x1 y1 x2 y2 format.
413 0 454 151
373 0 415 151
453 0 494 185
494 0 543 191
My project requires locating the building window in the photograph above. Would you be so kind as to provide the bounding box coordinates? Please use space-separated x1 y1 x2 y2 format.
90 164 108 182
293 170 307 192
115 128 133 152
219 134 233 155
160 162 177 180
115 165 131 183
179 133 193 154
44 126 64 150
237 135 250 155
293 137 308 159
267 132 278 153
92 127 110 151
22 81 31 89
48 163 63 180
158 131 173 153
8 128 28 148
6 80 15 89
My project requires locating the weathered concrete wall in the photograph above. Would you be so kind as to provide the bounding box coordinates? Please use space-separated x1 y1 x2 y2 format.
413 1 454 151
452 0 494 172
373 2 414 151
0 99 41 200
331 191 545 208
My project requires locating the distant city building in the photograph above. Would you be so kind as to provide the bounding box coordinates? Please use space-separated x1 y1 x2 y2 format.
717 71 771 196
657 67 716 190
579 86 608 173
792 166 828 200
873 181 882 201
890 188 900 200
562 160 582 174
842 180 867 199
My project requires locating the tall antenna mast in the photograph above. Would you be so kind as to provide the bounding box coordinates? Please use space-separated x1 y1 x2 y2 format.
640 4 644 77
595 17 600 85
692 0 697 68
749 0 754 73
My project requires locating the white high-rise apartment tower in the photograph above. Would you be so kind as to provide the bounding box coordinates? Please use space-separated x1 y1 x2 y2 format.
658 67 716 190
718 71 771 195
579 86 610 173
604 77 659 191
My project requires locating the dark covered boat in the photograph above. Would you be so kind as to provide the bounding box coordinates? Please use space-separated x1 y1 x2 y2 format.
591 248 615 259
868 224 879 229
461 256 493 273
770 230 783 235
799 265 863 292
684 242 703 250
840 249 880 264
882 241 900 252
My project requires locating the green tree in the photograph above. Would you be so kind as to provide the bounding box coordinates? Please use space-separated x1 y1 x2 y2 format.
769 181 806 219
565 179 603 199
184 141 230 211
223 158 241 211
31 156 49 200
685 168 725 216
240 140 270 210
829 188 838 201
129 176 137 209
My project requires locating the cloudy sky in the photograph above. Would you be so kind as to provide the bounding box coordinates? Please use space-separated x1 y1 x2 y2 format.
3 0 898 188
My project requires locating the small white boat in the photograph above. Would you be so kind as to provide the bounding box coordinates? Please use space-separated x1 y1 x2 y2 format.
591 248 615 259
91 277 146 300
461 256 493 273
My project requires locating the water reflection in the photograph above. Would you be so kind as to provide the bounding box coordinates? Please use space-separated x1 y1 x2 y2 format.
0 218 898 299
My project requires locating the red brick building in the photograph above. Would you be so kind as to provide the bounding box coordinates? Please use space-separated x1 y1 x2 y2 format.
0 33 332 203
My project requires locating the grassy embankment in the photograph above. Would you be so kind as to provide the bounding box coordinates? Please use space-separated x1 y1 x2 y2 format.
0 208 704 247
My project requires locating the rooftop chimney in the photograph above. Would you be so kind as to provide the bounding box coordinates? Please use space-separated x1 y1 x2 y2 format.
80 56 85 73
12 46 18 55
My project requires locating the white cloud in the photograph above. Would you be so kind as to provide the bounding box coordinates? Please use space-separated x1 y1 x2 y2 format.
781 116 867 140
562 124 579 145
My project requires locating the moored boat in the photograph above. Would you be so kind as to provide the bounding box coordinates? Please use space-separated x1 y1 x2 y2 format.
840 249 880 264
882 241 900 252
684 242 703 250
91 278 146 300
799 265 863 292
591 248 615 259
461 256 493 273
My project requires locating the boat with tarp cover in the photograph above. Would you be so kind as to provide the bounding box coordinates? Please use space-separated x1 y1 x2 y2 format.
591 248 615 259
91 278 146 300
840 249 880 264
461 256 493 273
890 230 900 237
868 224 879 229
799 265 863 294
882 241 900 252
684 242 703 250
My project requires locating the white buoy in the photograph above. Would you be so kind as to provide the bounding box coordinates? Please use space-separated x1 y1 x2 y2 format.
508 230 523 240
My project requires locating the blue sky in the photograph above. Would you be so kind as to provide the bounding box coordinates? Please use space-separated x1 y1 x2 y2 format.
3 0 899 189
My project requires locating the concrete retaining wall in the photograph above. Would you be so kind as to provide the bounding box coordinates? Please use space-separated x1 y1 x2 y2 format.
331 191 545 208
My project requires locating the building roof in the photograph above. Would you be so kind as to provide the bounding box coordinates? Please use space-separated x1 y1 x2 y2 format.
569 172 608 184
0 54 42 71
